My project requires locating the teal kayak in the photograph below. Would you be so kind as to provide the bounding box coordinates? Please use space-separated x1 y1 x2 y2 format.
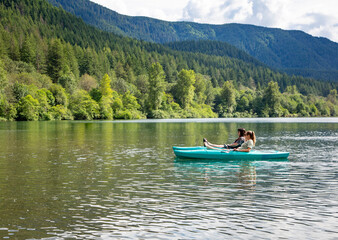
173 146 289 160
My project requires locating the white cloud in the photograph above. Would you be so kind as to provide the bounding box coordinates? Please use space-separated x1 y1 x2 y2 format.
91 0 186 20
182 0 338 42
90 0 338 42
92 0 128 15
182 0 253 23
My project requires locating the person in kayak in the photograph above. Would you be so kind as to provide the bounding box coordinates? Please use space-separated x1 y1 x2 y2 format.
233 131 256 152
203 128 246 149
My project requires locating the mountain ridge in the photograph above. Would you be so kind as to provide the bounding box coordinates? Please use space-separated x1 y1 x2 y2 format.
48 0 338 81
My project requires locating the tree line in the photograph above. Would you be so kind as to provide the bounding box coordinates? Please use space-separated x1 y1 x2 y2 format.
0 0 337 121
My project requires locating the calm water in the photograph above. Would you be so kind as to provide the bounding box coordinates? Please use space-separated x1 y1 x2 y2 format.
0 118 337 239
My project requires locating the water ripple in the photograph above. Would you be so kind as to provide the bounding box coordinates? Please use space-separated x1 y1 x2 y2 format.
0 120 337 239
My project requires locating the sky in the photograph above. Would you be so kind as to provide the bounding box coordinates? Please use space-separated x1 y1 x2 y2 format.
91 0 338 43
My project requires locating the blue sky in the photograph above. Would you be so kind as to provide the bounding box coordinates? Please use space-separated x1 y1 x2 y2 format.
91 0 338 43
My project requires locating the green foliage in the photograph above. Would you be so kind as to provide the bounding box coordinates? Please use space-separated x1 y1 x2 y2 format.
9 37 20 61
148 110 170 119
47 39 65 82
189 103 217 118
220 81 237 114
122 91 140 110
69 90 100 120
148 62 166 111
36 89 50 119
115 110 133 120
12 82 29 102
194 74 207 104
315 100 331 116
8 72 53 89
0 60 8 94
90 88 102 102
0 94 17 120
0 36 6 58
50 105 73 120
328 89 337 104
58 72 77 93
20 36 35 64
112 97 123 112
5 59 36 74
17 95 40 121
100 74 113 98
175 69 196 108
49 84 68 106
99 96 113 120
237 96 250 112
263 81 282 117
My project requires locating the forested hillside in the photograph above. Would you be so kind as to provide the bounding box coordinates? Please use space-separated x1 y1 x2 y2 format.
0 0 337 122
48 0 338 81
165 40 265 67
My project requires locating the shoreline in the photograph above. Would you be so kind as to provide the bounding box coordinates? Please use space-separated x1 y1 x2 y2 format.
1 117 338 124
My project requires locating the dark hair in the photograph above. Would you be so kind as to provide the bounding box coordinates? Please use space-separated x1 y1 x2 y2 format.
237 128 246 137
245 131 256 144
235 128 246 142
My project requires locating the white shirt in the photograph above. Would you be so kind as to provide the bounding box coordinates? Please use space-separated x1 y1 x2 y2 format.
238 139 254 150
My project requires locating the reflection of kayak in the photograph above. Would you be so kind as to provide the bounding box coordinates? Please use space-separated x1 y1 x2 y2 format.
173 146 289 160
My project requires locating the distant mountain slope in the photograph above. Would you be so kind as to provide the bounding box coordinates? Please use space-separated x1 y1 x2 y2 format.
164 40 265 67
48 0 338 81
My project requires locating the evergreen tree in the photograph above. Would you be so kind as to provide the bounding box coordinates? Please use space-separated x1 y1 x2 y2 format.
0 36 6 58
194 73 207 104
263 81 282 117
327 89 337 104
148 62 166 111
58 71 77 93
9 37 20 61
126 67 136 84
0 60 7 94
220 81 237 113
47 39 65 83
63 43 79 78
237 96 250 112
115 62 126 80
20 36 35 64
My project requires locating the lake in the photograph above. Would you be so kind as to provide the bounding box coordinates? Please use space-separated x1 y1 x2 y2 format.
0 118 337 239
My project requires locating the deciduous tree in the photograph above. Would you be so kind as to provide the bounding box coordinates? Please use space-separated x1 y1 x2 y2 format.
175 69 196 108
